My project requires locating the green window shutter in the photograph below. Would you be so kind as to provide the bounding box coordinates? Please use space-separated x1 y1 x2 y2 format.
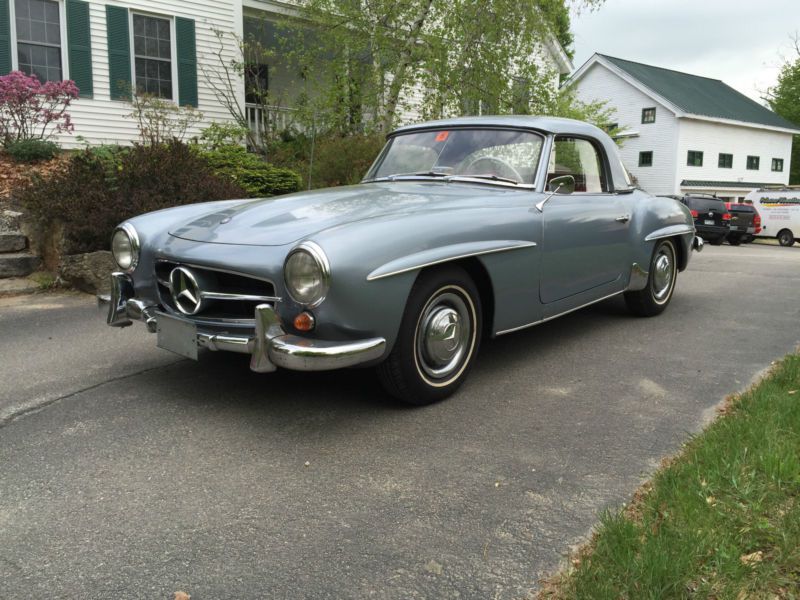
105 4 131 100
0 0 11 76
66 0 93 96
175 17 198 107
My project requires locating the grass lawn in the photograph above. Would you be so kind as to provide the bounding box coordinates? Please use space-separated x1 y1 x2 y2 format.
542 353 800 599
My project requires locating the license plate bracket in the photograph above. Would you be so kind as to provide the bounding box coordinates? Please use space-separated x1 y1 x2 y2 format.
157 312 198 360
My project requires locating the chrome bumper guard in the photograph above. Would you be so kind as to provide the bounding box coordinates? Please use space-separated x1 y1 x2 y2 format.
98 272 386 373
692 236 704 252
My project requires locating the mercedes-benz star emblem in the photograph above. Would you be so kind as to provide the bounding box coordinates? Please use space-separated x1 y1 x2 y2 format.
169 267 203 315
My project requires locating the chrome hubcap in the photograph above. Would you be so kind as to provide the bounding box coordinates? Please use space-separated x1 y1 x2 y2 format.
416 291 472 380
652 245 674 302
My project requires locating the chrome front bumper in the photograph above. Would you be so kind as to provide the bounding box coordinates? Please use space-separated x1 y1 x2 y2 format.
99 273 386 373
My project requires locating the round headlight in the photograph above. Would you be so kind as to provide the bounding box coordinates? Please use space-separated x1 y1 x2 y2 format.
284 242 330 306
111 225 140 272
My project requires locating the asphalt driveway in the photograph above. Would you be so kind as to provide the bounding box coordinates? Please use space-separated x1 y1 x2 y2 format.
1 244 798 599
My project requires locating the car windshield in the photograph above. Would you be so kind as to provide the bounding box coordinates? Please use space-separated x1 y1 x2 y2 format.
365 128 544 186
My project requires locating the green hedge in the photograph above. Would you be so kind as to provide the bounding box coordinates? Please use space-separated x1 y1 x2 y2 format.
5 139 60 162
21 141 247 254
200 145 302 197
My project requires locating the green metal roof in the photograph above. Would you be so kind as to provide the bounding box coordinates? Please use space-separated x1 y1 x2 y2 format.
681 180 776 188
600 55 800 132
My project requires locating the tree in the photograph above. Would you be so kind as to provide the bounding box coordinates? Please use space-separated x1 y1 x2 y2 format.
263 0 604 133
765 34 800 184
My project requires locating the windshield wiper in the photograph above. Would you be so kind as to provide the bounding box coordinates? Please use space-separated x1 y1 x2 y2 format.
451 174 520 185
363 170 451 183
392 170 451 179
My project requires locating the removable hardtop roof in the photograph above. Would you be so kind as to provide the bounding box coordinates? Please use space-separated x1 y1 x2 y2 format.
390 115 633 193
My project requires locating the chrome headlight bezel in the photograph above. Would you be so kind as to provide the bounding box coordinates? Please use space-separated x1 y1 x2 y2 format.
111 223 140 273
283 241 331 308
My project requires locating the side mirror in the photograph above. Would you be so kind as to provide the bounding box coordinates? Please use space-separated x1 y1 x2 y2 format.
547 175 576 194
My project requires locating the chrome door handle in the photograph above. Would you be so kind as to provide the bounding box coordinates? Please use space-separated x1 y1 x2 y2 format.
615 214 631 223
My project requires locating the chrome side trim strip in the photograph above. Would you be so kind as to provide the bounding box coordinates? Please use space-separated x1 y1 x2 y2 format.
644 225 694 242
367 241 537 281
495 290 624 336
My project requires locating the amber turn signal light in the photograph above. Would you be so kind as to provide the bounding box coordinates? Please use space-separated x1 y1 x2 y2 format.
293 311 315 332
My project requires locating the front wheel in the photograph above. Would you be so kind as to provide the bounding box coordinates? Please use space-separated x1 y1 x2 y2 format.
777 229 795 247
377 266 482 405
624 239 678 317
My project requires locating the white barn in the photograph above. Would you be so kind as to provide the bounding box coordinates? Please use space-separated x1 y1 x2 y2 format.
566 53 800 200
0 0 572 148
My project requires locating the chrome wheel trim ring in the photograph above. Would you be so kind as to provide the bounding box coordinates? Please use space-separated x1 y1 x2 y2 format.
651 242 676 304
412 285 477 387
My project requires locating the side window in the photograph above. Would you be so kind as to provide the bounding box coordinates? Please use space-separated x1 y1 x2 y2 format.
548 137 606 193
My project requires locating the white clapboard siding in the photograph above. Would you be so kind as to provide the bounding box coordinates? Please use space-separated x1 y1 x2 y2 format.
675 119 793 190
55 0 241 149
572 62 679 196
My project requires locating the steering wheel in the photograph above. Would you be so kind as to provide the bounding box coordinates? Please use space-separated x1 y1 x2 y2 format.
462 156 523 183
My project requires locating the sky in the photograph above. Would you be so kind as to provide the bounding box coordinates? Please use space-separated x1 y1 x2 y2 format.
570 0 799 103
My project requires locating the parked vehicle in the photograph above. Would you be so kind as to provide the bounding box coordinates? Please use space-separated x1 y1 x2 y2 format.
724 202 761 245
745 188 800 246
679 194 730 245
100 116 701 404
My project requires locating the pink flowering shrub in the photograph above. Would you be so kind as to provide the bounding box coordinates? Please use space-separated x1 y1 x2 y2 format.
0 71 79 146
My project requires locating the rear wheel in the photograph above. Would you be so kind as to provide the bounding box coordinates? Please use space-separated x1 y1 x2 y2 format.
624 239 678 317
377 266 482 405
777 229 795 247
709 237 724 246
728 236 742 246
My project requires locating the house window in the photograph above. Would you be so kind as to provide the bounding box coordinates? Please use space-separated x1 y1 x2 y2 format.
638 151 653 167
718 153 733 169
772 158 784 172
133 14 173 99
746 155 760 170
641 107 656 124
687 150 703 167
14 0 63 82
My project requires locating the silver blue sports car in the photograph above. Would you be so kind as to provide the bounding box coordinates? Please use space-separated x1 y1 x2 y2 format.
102 116 702 404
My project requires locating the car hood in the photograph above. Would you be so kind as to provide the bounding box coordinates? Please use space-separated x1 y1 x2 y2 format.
169 181 513 246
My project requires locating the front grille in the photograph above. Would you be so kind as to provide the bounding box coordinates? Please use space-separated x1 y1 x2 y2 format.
155 260 278 323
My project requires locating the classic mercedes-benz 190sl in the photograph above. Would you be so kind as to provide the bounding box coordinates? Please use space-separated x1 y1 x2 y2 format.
101 116 702 404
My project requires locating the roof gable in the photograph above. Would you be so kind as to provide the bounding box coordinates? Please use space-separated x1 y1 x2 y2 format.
598 55 800 132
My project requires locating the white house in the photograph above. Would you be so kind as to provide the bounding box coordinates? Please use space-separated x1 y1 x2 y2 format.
0 0 572 149
565 53 800 200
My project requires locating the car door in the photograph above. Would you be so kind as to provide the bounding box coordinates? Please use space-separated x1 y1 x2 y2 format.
539 136 632 305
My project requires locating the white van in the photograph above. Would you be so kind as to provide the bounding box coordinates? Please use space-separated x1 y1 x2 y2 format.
745 188 800 246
